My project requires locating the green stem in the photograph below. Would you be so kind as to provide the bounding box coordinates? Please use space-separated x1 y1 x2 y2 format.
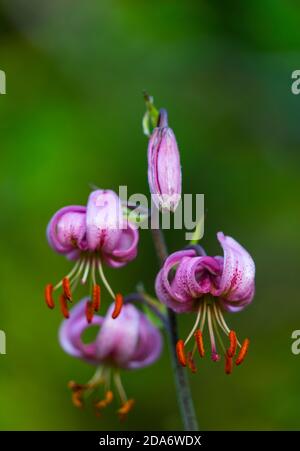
151 228 199 431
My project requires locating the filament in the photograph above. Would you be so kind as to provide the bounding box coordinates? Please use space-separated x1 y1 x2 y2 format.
211 311 226 355
114 371 127 405
207 305 219 361
98 260 115 300
53 259 81 291
199 300 207 332
91 258 96 285
184 304 202 346
81 258 91 284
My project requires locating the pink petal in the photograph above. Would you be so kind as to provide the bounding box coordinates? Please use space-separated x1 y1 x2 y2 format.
96 304 140 368
103 222 139 268
86 190 123 252
126 314 162 369
59 298 103 364
47 205 87 254
214 232 255 308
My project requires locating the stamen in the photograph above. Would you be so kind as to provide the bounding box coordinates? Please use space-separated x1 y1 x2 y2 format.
184 304 202 346
213 303 242 349
105 390 114 404
81 259 91 285
114 371 127 405
235 338 250 366
187 351 197 373
95 390 114 410
211 311 227 355
71 390 84 408
98 260 115 300
212 302 228 335
176 339 187 367
68 380 86 391
227 330 237 358
194 330 205 358
92 284 101 312
199 300 207 332
112 293 123 319
67 381 85 408
225 355 233 375
85 300 94 324
53 259 81 291
45 284 55 309
62 277 72 301
117 399 135 421
207 305 220 362
59 294 69 319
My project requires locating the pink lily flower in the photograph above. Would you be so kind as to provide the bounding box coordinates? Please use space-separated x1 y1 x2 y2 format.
45 189 139 321
59 298 162 419
155 232 255 374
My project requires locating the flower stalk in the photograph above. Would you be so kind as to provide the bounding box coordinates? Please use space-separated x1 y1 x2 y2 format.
151 228 199 431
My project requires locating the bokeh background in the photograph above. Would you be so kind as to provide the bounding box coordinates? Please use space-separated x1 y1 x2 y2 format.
0 0 300 431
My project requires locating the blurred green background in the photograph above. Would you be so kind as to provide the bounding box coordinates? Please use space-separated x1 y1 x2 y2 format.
0 0 300 431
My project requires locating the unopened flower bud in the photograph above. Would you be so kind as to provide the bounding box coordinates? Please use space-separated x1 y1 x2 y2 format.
147 109 182 212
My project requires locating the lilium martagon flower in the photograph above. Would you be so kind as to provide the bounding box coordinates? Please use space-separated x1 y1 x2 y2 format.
155 232 255 374
45 189 139 322
59 298 162 420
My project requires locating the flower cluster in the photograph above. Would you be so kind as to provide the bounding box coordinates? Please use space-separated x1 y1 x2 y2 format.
44 98 255 422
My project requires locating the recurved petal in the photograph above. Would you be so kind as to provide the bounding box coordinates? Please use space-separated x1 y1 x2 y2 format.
86 189 123 252
59 298 103 364
96 304 140 368
219 292 254 313
158 249 196 300
172 255 221 299
126 314 162 369
214 232 255 307
47 205 87 254
103 222 139 268
155 249 197 313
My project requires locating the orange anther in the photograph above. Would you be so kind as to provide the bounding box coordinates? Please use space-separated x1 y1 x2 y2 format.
225 355 233 375
187 352 197 374
62 277 72 301
59 294 69 319
85 300 94 324
235 338 250 366
95 391 114 411
45 284 55 309
194 329 205 358
92 284 101 312
71 390 84 408
117 399 135 421
227 330 237 358
105 390 114 404
176 339 187 367
112 293 123 319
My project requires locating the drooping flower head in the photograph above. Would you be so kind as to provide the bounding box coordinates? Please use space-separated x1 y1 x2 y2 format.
147 109 182 212
45 189 139 321
59 298 162 419
155 232 255 374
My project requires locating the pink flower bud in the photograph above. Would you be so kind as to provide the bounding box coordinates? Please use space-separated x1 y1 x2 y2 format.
147 109 182 212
